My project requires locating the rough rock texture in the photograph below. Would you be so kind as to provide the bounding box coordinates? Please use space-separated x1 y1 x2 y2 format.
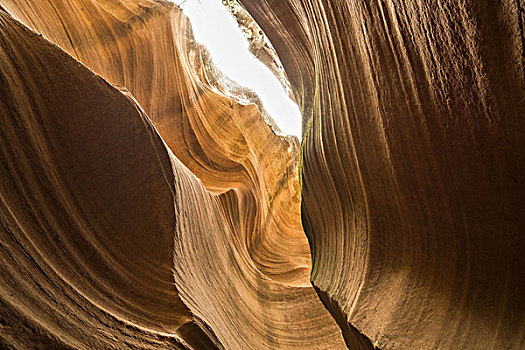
0 1 345 349
1 0 524 349
238 0 525 349
0 9 192 348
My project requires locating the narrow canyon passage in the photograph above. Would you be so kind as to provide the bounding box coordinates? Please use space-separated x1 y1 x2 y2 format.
0 1 344 348
175 0 303 138
0 0 524 349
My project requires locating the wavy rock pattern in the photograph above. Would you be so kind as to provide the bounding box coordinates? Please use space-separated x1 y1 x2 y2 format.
0 1 345 349
1 0 524 349
0 10 192 348
238 0 525 349
1 0 310 284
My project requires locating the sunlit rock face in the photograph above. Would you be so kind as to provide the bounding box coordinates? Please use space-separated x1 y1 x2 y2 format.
0 9 192 348
1 0 524 349
0 0 345 348
238 0 525 349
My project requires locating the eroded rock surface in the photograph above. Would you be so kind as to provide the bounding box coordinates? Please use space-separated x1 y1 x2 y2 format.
0 9 191 348
239 0 525 348
1 0 524 349
0 1 344 349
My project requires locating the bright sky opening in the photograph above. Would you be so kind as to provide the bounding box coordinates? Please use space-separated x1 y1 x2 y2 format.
175 0 302 138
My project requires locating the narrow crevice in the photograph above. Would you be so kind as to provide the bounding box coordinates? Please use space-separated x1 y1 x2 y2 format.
313 285 379 350
177 319 222 350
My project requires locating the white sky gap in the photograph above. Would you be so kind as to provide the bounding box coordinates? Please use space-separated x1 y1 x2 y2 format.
174 0 302 138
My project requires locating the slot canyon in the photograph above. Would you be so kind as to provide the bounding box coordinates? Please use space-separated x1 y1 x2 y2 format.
0 0 523 349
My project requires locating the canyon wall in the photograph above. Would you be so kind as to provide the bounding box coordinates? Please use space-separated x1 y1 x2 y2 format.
239 0 525 348
1 0 524 349
0 1 345 349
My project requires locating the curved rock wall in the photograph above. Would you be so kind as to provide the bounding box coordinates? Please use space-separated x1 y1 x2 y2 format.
1 0 524 348
0 9 191 347
239 0 525 348
1 0 311 284
0 1 345 348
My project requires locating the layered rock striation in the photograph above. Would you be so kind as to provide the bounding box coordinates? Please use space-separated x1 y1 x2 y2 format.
239 0 525 348
1 0 524 349
0 0 345 348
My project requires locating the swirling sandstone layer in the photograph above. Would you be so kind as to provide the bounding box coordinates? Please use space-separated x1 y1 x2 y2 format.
0 9 192 348
238 0 525 349
1 0 310 284
1 0 524 349
0 1 345 349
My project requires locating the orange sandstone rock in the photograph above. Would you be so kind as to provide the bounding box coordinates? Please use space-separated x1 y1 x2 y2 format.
0 1 344 348
239 0 525 348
